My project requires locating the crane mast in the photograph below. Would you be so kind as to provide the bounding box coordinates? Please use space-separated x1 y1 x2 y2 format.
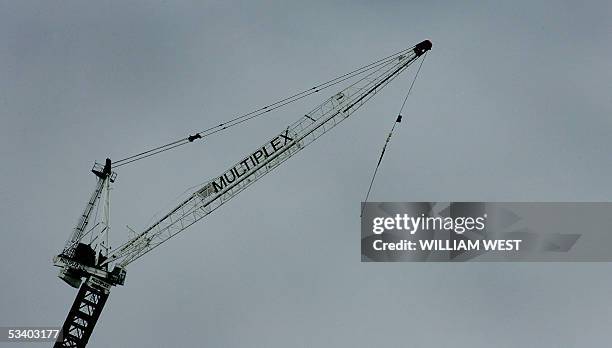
53 40 431 348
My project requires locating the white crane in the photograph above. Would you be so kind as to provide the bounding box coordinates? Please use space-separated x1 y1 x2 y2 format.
52 39 432 347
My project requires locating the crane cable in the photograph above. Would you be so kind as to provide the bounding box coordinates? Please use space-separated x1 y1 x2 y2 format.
113 45 420 168
360 52 427 217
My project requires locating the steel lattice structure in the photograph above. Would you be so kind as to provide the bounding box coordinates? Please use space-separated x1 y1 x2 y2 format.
52 40 431 348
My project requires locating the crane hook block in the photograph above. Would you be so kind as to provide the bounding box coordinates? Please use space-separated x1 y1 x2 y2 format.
413 40 432 56
188 133 202 142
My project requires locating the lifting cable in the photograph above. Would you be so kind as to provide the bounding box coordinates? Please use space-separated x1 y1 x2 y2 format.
113 45 420 168
361 52 427 217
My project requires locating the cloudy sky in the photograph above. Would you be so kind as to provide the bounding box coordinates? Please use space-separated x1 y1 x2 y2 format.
1 1 611 347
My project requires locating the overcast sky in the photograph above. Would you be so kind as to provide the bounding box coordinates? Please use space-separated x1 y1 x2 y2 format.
1 1 611 347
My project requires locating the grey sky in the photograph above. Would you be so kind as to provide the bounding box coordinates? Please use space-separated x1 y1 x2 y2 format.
1 1 611 347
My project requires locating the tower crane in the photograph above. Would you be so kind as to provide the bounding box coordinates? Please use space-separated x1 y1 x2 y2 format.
52 39 432 347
